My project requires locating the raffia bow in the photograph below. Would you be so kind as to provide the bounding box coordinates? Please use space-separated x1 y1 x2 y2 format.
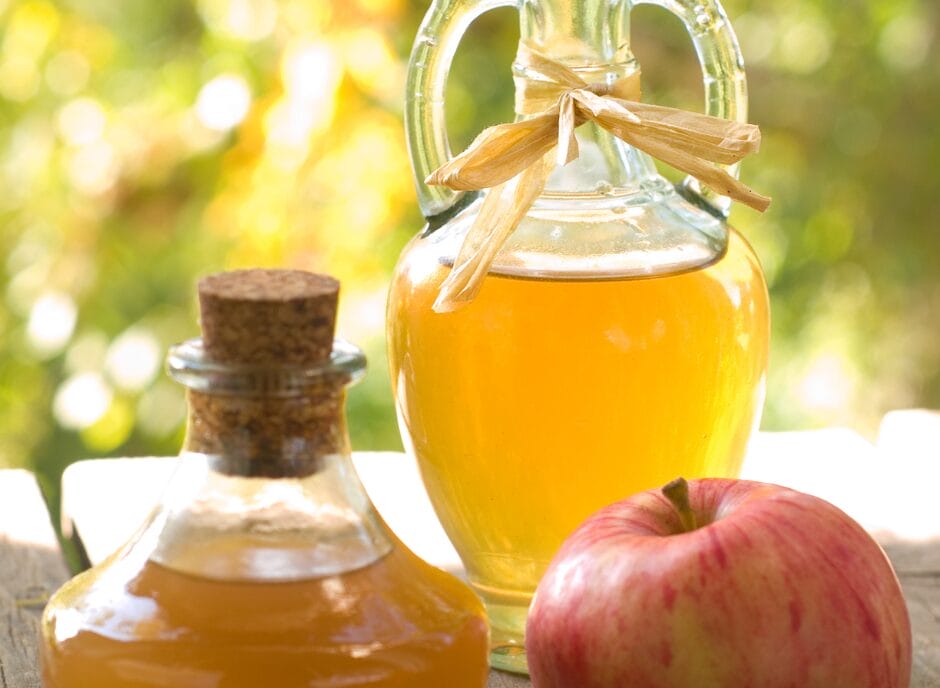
425 43 771 313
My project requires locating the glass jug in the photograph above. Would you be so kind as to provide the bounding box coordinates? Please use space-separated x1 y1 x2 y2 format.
387 0 769 673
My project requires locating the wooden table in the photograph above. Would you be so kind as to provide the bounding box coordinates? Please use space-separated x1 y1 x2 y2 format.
3 431 940 686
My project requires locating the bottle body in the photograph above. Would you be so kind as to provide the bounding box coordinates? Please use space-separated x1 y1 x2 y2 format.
388 208 769 667
42 519 487 688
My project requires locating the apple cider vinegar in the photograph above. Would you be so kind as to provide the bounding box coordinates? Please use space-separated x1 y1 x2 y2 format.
43 539 488 688
388 229 769 655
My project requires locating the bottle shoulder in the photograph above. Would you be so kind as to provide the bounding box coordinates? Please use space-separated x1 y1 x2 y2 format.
408 184 742 281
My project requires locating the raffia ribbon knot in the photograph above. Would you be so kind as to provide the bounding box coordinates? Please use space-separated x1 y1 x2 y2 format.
426 43 771 312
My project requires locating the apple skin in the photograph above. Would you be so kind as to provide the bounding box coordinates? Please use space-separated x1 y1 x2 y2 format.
526 478 912 688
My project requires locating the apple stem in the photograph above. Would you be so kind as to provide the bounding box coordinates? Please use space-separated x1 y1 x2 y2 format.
662 477 698 533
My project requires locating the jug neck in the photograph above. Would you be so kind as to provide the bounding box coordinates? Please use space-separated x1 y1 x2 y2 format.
515 0 660 196
519 0 633 67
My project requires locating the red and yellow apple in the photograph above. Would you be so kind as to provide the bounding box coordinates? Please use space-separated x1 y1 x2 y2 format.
526 478 912 688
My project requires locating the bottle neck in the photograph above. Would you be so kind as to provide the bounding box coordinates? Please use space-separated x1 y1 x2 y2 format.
168 338 366 479
184 386 348 478
519 0 632 65
142 338 393 582
515 0 659 195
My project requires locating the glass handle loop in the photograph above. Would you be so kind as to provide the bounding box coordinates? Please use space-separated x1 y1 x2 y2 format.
631 0 748 217
405 0 517 219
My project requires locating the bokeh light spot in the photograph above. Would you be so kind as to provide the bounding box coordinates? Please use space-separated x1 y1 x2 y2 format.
45 50 91 96
27 291 77 356
354 0 402 19
137 381 185 438
67 140 119 195
105 327 161 392
776 15 832 74
264 99 315 160
3 0 60 58
57 97 107 146
797 354 855 415
281 41 341 105
65 331 109 374
281 0 331 34
81 397 134 452
733 13 775 66
0 55 40 101
879 14 933 72
198 0 278 41
343 29 402 100
54 372 113 430
196 74 252 132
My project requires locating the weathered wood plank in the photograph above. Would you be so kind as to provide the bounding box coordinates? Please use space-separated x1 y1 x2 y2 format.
488 669 531 687
902 576 940 688
886 539 940 576
0 470 70 688
885 538 940 688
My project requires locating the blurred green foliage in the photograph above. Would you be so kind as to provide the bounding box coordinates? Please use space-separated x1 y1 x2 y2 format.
0 0 937 501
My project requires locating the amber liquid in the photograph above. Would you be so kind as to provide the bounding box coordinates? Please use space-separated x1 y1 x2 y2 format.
42 538 488 688
388 230 769 658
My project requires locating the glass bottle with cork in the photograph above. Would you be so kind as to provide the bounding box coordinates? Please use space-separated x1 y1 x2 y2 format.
388 0 771 672
42 269 489 687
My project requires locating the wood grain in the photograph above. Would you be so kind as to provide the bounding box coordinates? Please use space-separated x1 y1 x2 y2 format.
904 575 940 688
886 539 940 576
488 669 532 687
886 537 940 687
0 470 70 688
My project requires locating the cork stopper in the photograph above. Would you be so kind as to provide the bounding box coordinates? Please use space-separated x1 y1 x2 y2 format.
198 269 339 366
184 269 349 478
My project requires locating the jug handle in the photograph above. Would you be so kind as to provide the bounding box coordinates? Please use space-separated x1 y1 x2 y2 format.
405 0 516 222
631 0 748 217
